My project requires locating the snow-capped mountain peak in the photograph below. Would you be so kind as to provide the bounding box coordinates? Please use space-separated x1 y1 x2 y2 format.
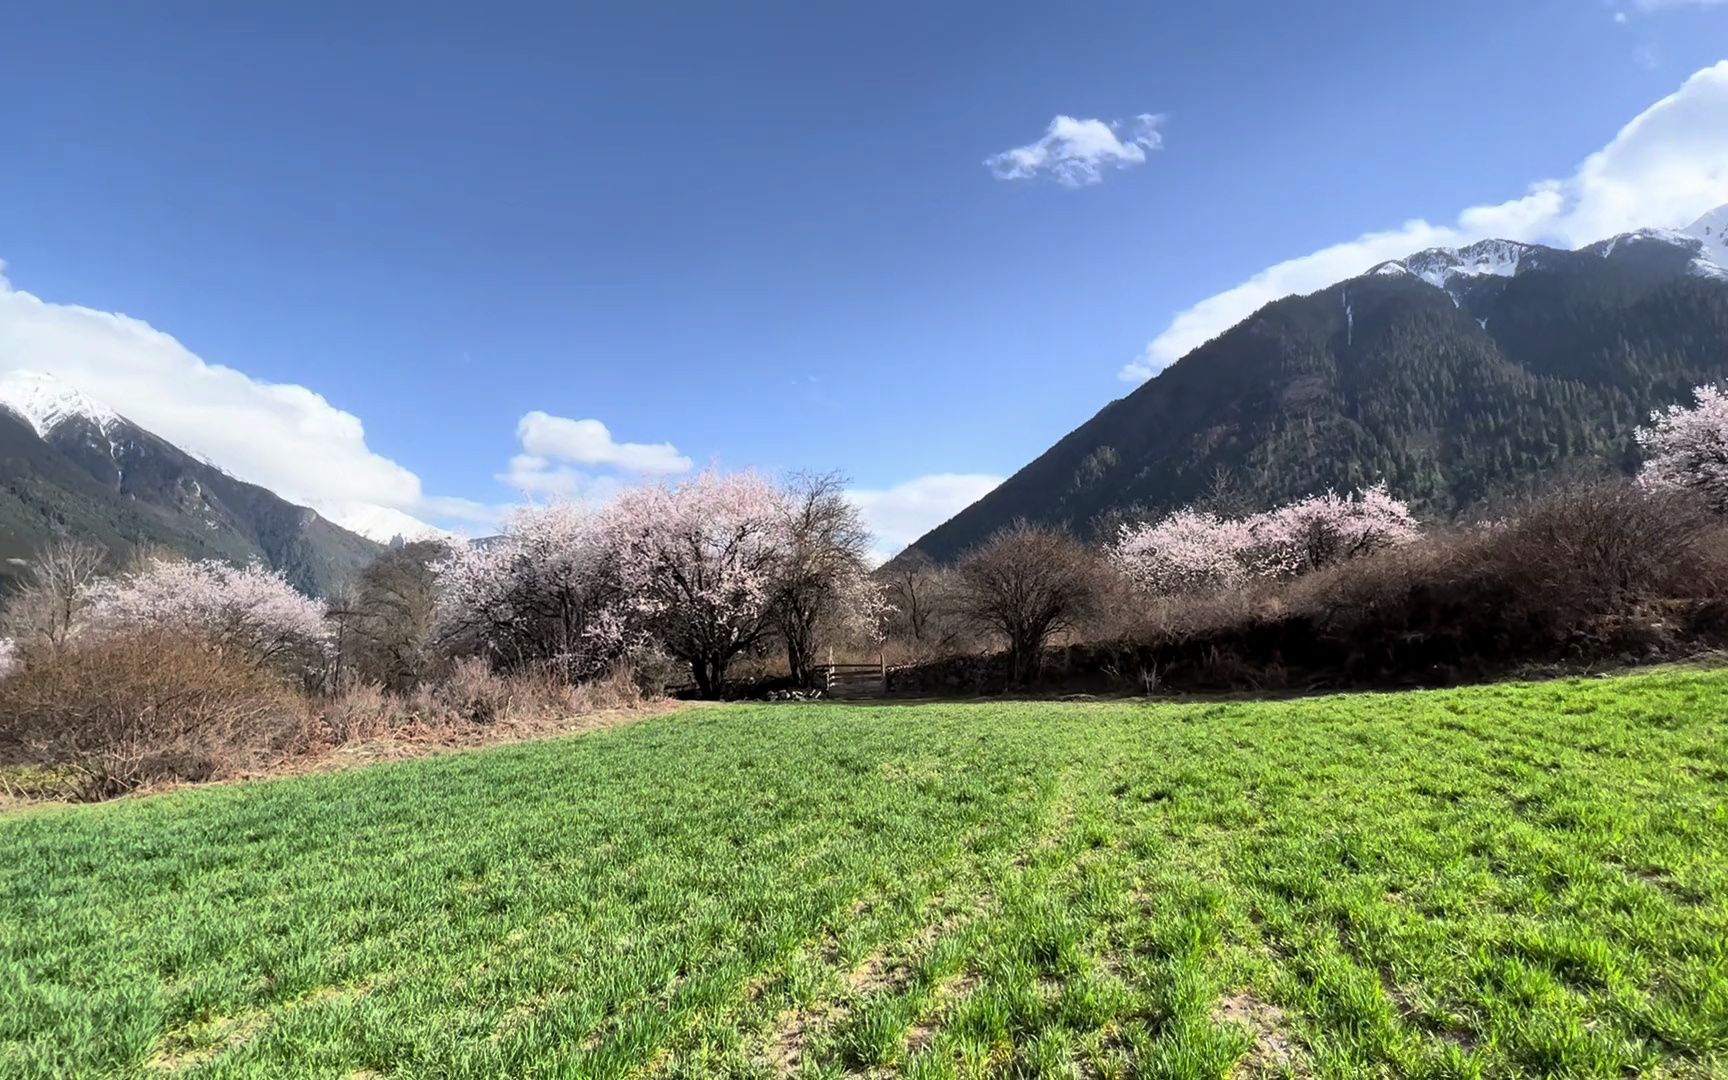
324 502 458 545
1683 202 1728 276
1366 205 1728 297
1369 239 1537 292
0 370 124 438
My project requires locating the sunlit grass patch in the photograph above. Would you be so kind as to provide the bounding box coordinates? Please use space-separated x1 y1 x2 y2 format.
2 669 1726 1077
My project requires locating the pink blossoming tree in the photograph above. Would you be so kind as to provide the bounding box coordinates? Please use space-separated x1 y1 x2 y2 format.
82 558 330 666
435 503 624 679
1248 484 1422 577
1111 485 1420 594
1107 509 1257 596
606 470 791 697
1636 383 1728 513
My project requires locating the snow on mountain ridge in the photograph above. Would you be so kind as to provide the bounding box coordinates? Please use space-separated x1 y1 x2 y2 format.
1366 239 1540 296
1682 203 1728 280
325 503 457 545
1398 239 1535 290
1365 204 1728 293
0 370 124 438
1685 204 1728 257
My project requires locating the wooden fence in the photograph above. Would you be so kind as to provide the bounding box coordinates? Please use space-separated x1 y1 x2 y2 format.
818 660 887 700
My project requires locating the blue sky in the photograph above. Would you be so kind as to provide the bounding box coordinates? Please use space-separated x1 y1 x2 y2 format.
2 1 1727 553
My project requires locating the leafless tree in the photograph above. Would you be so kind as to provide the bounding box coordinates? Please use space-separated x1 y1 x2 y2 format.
954 520 1101 684
878 548 972 655
772 471 875 686
348 540 449 691
2 537 107 657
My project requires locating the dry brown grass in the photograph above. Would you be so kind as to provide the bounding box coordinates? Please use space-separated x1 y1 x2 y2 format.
1 644 676 805
285 659 676 777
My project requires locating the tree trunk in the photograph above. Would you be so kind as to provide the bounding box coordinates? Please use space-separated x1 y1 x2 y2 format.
689 653 729 699
786 638 813 688
1010 634 1040 685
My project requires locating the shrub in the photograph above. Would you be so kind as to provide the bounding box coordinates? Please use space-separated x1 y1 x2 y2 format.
82 559 331 674
0 633 303 800
955 521 1102 683
304 658 647 750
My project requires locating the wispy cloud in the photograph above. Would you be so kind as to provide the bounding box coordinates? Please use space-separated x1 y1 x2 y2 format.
986 113 1165 188
1121 61 1728 382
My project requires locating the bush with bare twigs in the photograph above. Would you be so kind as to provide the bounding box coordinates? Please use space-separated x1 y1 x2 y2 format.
300 658 645 751
953 521 1103 684
0 633 303 801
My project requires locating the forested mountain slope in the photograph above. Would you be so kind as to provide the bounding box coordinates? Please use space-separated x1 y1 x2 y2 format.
0 371 379 595
909 215 1728 562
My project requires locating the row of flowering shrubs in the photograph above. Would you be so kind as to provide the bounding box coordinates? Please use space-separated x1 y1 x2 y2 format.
1106 484 1421 596
0 470 884 799
7 382 1728 798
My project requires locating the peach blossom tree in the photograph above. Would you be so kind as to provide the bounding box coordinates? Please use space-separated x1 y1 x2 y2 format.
82 558 330 666
605 470 791 697
1637 383 1728 513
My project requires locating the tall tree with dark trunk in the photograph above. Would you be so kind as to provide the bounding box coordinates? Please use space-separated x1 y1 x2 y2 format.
608 471 788 698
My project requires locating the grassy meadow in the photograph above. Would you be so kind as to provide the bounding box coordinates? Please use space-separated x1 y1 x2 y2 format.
2 671 1726 1078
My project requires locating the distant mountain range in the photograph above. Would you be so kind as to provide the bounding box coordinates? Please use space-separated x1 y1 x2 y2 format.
908 206 1728 562
0 371 380 596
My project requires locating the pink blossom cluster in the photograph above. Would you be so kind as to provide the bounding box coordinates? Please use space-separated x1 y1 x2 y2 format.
1110 484 1420 595
434 502 624 676
605 471 792 668
1636 383 1728 513
832 567 894 644
1108 509 1258 595
437 469 888 690
1251 484 1422 577
82 558 331 661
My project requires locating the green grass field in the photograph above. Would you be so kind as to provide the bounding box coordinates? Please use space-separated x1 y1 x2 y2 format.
3 671 1726 1079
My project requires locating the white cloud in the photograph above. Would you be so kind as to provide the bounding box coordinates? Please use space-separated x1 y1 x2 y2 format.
847 473 1004 563
499 411 691 502
515 410 691 475
0 264 464 541
986 113 1165 188
495 454 633 503
1123 61 1728 381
